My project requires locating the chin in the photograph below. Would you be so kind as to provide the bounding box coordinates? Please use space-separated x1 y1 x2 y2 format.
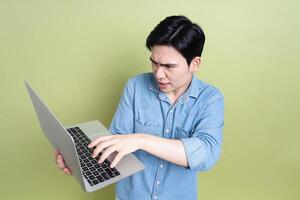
160 88 173 93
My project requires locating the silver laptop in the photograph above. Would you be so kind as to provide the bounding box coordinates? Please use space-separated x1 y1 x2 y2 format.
25 81 144 192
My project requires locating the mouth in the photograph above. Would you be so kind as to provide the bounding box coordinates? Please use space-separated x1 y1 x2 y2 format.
157 81 170 88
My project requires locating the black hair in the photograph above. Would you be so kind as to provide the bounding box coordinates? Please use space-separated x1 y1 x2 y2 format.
146 15 205 65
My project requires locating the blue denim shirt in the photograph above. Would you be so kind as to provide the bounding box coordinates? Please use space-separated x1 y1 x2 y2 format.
109 73 224 200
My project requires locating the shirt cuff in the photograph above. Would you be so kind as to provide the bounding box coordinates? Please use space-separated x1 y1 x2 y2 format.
179 137 207 170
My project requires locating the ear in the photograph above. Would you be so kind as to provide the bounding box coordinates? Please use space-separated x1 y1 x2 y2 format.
189 57 201 73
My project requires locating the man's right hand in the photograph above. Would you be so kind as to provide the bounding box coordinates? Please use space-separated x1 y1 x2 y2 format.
54 149 72 175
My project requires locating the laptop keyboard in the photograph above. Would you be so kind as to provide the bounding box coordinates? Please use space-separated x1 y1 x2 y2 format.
66 127 121 186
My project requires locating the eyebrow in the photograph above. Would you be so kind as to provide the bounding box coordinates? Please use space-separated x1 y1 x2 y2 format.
149 57 177 67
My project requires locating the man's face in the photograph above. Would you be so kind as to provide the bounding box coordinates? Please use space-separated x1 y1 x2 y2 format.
150 45 199 98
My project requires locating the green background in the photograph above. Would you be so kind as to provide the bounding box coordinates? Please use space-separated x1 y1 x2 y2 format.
0 0 299 199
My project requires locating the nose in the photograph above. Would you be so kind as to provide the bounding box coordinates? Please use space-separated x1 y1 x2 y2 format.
154 66 166 79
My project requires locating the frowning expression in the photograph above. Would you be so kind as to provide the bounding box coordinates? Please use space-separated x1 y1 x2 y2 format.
150 45 200 98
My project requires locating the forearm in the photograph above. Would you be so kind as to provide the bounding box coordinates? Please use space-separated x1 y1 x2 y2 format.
137 134 188 167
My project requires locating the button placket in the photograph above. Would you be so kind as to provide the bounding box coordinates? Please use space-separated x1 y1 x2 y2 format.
164 107 175 138
152 160 166 200
152 102 175 199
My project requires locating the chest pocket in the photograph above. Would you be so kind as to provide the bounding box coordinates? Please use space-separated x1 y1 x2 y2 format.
134 118 161 135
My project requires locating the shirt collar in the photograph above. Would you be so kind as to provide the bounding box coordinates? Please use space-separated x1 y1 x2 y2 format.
148 73 160 93
188 74 200 99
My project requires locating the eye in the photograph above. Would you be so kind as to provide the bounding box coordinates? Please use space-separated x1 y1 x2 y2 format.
166 65 176 69
150 60 158 67
151 62 158 67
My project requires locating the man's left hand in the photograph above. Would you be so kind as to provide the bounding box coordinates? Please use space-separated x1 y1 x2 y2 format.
88 134 143 168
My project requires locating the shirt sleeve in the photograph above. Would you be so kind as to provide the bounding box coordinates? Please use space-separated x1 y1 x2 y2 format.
109 79 135 135
180 94 224 172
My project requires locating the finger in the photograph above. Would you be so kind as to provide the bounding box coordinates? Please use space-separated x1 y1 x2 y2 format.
88 135 112 148
98 145 118 163
57 155 66 169
63 168 72 175
110 152 125 168
54 150 60 163
92 139 116 158
54 149 59 156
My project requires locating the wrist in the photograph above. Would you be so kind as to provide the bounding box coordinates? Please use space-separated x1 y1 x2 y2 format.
135 133 148 150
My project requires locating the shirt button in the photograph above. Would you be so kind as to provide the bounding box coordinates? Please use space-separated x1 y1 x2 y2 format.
170 110 173 113
156 181 160 185
160 164 163 168
154 196 158 199
166 129 170 133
